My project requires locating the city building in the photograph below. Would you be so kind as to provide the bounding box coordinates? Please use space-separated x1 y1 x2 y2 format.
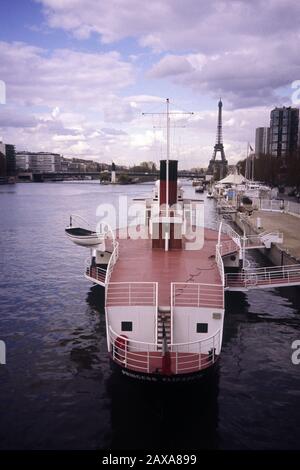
16 153 30 171
0 142 6 178
16 152 61 173
0 142 16 179
60 157 101 173
269 107 299 158
255 127 270 156
0 141 5 156
5 144 16 176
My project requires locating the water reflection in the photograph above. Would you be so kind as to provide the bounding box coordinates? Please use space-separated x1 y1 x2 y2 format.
106 368 220 450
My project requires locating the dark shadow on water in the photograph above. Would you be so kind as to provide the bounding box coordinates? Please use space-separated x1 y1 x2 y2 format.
106 367 220 450
86 284 105 313
68 285 107 374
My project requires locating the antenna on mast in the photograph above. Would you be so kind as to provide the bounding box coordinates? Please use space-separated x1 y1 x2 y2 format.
142 99 193 251
142 98 193 208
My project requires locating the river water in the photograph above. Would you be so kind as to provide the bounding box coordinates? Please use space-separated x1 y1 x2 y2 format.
0 182 300 450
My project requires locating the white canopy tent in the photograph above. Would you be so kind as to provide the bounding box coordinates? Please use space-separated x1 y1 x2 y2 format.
217 173 247 185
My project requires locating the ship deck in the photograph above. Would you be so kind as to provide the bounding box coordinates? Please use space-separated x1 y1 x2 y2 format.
112 351 216 375
110 227 227 305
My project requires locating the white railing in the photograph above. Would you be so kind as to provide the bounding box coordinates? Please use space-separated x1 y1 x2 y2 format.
241 233 266 249
215 222 226 286
104 240 119 285
109 326 158 374
239 231 283 250
216 245 225 287
260 231 283 246
221 222 242 252
260 199 284 212
238 198 300 217
226 264 300 288
285 200 300 217
106 282 158 307
221 220 282 252
172 282 224 309
219 239 240 256
108 326 220 375
85 259 107 284
169 329 221 374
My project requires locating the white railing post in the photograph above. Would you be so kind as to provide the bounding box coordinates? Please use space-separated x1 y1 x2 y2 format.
170 283 174 345
155 283 159 346
124 339 127 367
199 340 202 370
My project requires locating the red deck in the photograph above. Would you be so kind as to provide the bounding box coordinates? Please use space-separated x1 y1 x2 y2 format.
110 228 228 305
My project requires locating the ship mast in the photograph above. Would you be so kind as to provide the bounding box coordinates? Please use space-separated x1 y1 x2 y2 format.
166 98 170 220
142 99 193 251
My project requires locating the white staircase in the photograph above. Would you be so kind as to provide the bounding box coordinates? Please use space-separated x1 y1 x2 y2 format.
157 306 171 351
243 231 283 250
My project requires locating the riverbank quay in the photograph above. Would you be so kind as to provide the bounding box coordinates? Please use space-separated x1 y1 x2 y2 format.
234 209 300 265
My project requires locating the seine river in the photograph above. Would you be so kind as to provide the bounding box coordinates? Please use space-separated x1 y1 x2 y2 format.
0 182 300 450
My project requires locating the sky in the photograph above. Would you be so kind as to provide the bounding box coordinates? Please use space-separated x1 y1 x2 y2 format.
0 0 299 169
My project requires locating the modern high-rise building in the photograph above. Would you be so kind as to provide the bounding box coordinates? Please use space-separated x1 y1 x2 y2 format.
269 107 299 158
16 152 61 173
255 127 270 156
0 142 16 178
5 144 16 176
0 142 6 178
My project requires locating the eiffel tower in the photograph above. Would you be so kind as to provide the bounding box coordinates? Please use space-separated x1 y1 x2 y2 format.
207 98 228 180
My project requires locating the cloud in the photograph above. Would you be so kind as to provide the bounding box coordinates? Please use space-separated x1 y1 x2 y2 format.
36 0 300 51
148 55 194 78
149 45 300 108
2 1 299 166
101 128 127 136
0 41 134 108
36 0 300 108
125 94 165 104
52 133 86 141
0 108 38 128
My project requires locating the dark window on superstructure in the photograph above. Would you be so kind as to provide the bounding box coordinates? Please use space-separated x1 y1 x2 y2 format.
196 323 208 333
121 321 133 332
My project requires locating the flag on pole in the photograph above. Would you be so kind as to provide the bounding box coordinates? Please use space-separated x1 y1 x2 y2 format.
249 144 254 152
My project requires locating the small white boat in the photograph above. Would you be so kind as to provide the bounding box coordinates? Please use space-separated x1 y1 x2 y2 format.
195 184 204 193
65 227 104 246
192 179 204 187
65 214 105 247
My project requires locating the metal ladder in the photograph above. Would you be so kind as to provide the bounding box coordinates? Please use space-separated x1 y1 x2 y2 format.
157 306 171 351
